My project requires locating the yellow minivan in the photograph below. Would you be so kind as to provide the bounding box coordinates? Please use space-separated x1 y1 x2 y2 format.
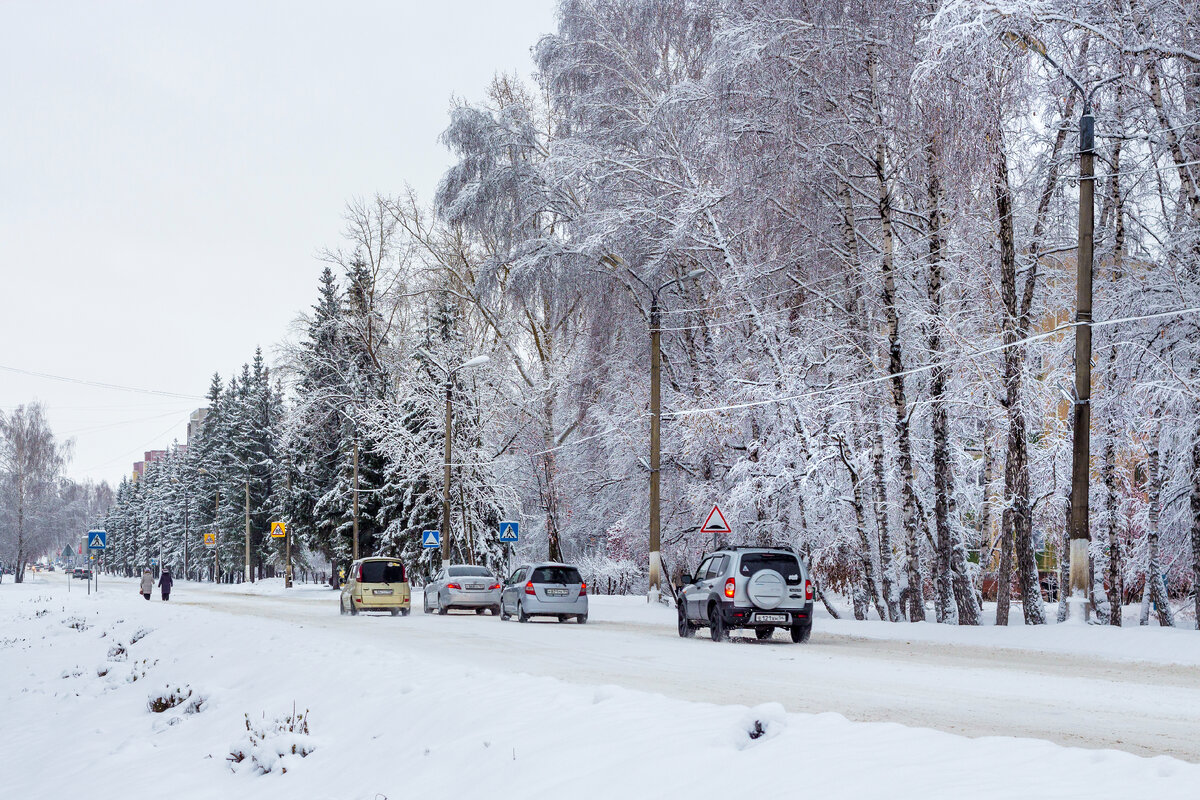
339 557 410 616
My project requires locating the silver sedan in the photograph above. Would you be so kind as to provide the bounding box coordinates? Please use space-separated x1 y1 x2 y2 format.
423 565 502 615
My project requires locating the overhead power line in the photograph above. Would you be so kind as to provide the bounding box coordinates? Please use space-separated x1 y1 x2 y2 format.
0 363 205 400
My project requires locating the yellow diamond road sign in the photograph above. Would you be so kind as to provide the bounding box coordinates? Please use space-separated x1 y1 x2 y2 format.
271 521 286 538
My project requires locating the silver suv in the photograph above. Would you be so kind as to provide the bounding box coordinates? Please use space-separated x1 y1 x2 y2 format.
677 547 813 642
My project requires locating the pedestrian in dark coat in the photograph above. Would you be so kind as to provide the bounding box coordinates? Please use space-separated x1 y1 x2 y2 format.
159 568 174 601
139 569 153 600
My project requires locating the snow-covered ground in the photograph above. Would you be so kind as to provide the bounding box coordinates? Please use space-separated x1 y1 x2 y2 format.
4 574 1198 799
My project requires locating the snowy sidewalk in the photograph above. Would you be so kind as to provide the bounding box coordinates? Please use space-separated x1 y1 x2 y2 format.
3 577 1198 799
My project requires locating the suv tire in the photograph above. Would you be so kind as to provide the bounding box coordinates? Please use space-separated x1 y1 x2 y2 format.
790 622 811 643
339 598 347 616
755 626 774 640
349 600 359 616
708 605 727 642
678 603 695 638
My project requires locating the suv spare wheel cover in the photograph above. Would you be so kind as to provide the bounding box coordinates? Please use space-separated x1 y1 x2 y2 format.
746 569 786 609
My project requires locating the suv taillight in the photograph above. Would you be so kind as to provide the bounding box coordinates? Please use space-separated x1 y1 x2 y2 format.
355 564 363 583
579 581 587 597
524 581 536 596
724 577 736 599
805 579 813 601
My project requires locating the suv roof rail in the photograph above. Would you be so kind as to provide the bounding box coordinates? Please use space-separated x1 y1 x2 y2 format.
712 544 794 552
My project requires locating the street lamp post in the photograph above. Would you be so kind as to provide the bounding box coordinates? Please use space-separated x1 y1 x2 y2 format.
630 267 706 602
417 350 491 567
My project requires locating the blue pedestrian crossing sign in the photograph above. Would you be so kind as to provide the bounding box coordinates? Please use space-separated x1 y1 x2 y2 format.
421 530 441 549
87 530 107 550
498 521 519 543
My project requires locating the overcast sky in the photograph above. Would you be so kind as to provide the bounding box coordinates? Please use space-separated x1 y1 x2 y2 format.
0 0 556 488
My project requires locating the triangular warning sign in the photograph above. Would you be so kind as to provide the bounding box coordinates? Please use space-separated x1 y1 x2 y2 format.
89 534 104 548
422 530 440 547
501 524 515 538
270 521 286 538
700 504 732 535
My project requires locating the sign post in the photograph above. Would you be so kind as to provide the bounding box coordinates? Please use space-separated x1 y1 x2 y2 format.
700 505 732 549
498 521 519 571
87 530 107 594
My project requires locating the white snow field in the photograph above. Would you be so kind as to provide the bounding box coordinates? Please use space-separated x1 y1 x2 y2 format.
3 576 1198 800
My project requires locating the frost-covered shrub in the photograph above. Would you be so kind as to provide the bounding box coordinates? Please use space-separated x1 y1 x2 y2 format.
129 627 152 644
148 685 191 713
228 707 314 775
573 554 644 595
107 643 127 661
62 616 89 631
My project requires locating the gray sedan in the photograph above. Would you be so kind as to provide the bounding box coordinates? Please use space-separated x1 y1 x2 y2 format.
500 563 588 623
423 565 502 615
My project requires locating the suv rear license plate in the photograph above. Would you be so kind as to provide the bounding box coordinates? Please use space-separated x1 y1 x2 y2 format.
754 613 787 624
545 588 568 597
372 589 393 595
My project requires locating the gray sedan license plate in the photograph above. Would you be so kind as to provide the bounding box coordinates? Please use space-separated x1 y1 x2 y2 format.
545 588 568 597
467 584 485 591
754 613 787 623
372 589 393 595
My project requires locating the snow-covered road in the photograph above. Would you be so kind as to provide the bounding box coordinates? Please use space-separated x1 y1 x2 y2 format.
175 578 1200 761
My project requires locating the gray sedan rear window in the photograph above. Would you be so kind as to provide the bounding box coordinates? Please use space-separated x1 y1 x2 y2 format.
531 566 582 584
448 566 494 578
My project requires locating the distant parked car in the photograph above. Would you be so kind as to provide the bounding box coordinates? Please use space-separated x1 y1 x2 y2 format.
677 546 813 643
500 563 588 623
339 557 410 616
423 565 502 615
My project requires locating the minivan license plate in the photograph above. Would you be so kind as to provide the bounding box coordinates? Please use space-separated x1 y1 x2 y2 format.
545 588 568 597
372 589 393 595
754 613 787 623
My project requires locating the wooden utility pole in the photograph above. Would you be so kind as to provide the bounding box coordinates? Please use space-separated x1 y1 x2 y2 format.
648 297 663 598
244 478 251 583
1067 108 1096 615
352 440 360 561
441 382 453 568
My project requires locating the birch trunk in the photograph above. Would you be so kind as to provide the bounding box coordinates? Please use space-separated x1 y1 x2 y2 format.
1140 433 1174 627
994 136 1045 625
871 424 902 621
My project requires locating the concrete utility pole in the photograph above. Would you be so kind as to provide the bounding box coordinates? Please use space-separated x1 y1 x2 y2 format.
352 440 360 561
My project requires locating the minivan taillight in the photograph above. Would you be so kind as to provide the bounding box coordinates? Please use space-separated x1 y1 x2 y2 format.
356 564 363 583
805 579 813 601
579 581 587 597
724 578 736 599
524 581 536 595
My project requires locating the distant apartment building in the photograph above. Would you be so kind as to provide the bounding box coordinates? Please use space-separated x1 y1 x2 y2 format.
132 449 169 481
187 407 209 446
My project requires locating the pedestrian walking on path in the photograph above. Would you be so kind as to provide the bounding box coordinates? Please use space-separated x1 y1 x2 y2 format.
159 568 173 601
139 569 153 600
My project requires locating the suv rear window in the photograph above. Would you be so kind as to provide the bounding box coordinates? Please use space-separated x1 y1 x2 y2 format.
531 566 582 584
738 553 802 585
448 566 493 578
360 561 405 583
